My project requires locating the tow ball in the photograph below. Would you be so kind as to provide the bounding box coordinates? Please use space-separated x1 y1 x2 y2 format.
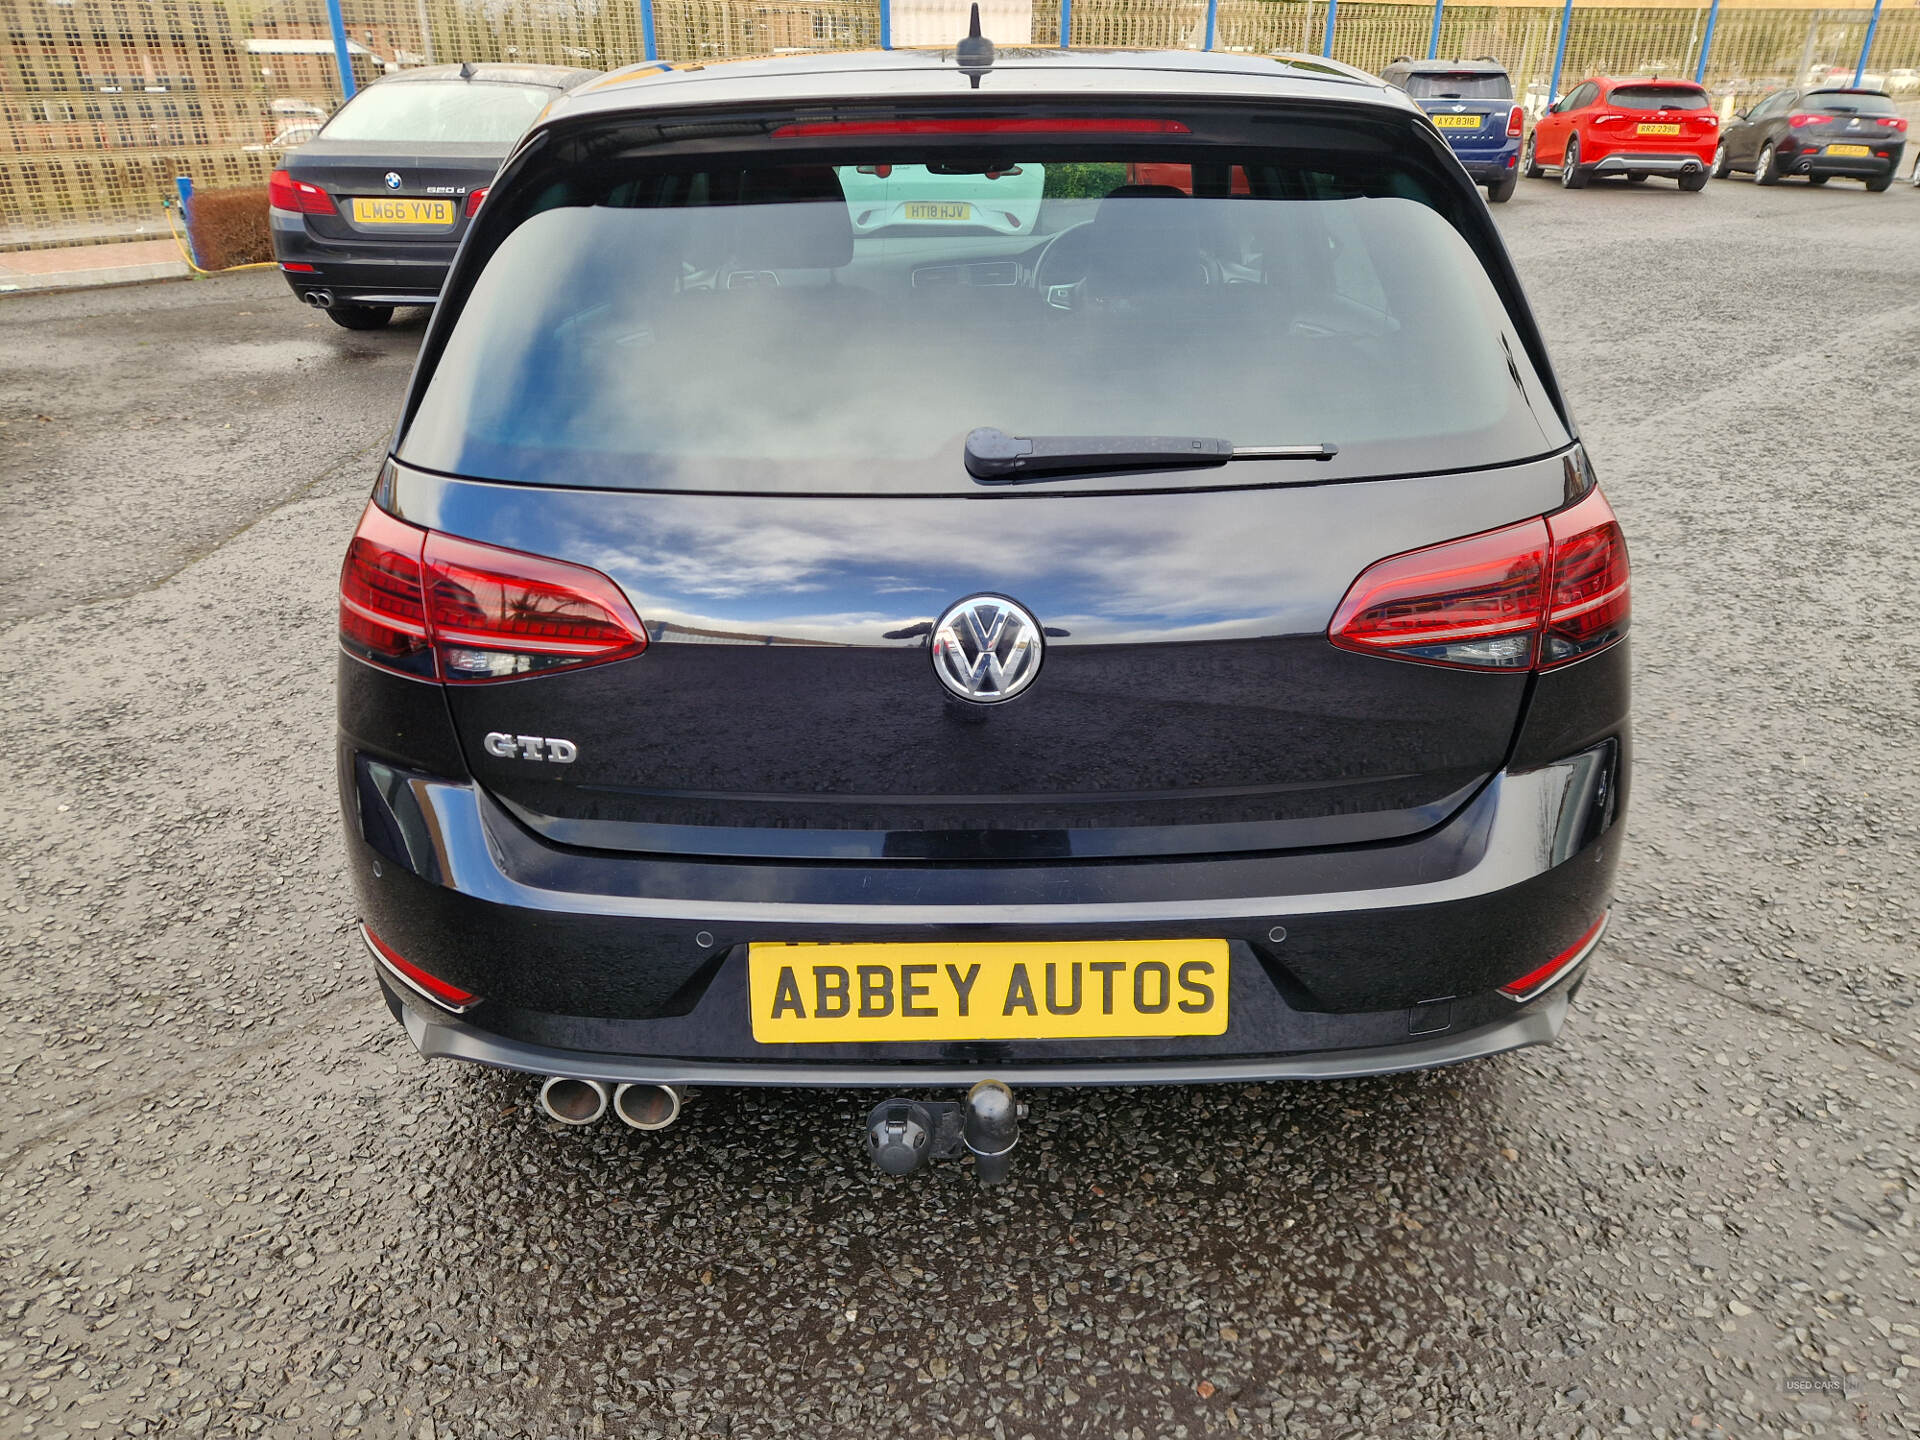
865 1079 1024 1184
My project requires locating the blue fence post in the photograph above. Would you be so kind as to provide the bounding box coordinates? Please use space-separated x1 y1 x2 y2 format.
325 0 357 102
1693 0 1721 83
1854 0 1886 86
1426 0 1444 59
1322 0 1337 58
1204 0 1218 51
173 175 200 269
877 0 889 49
1060 0 1071 47
1546 0 1574 111
641 0 658 59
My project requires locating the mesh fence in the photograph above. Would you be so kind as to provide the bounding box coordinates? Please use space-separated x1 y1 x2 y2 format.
3 0 1917 249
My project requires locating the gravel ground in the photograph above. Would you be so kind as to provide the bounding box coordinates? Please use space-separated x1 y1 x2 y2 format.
1 176 1916 1440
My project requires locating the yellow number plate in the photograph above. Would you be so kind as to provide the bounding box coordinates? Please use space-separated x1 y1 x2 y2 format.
350 196 456 226
1826 143 1871 157
1637 123 1683 136
1432 113 1483 129
748 940 1229 1044
900 201 972 221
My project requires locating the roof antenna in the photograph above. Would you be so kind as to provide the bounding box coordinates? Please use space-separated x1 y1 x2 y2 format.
458 60 475 80
956 3 995 90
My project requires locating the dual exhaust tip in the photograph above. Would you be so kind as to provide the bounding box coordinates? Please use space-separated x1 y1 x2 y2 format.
301 288 334 308
537 1077 682 1131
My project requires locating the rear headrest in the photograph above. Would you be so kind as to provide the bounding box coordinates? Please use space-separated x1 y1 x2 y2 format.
1085 186 1207 297
1097 183 1192 208
728 165 853 270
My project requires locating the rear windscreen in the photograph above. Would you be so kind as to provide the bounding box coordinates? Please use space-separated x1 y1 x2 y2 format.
320 82 554 144
1404 73 1512 100
400 117 1565 493
1808 90 1897 114
1609 86 1711 111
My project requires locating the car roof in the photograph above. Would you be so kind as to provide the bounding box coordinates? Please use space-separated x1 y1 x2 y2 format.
1596 76 1706 90
1386 59 1508 74
379 62 600 90
549 47 1411 125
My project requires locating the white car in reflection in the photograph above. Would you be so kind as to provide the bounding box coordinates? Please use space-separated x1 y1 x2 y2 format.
836 162 1046 235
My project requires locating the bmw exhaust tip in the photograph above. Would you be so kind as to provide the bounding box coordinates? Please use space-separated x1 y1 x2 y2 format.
537 1076 609 1126
302 288 333 308
612 1082 683 1131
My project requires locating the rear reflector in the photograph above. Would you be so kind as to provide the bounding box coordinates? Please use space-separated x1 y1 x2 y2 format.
364 926 478 1011
269 169 334 215
773 118 1193 138
1498 913 1607 1002
339 502 649 682
1329 483 1629 672
280 262 317 273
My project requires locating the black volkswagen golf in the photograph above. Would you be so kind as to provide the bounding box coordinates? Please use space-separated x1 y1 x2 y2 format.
271 62 598 329
338 42 1630 1175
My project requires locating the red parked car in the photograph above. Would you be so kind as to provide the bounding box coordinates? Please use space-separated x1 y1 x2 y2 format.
1524 77 1719 191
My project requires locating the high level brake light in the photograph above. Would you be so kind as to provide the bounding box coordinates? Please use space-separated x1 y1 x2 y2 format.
338 503 649 682
268 169 335 215
1328 485 1629 672
772 117 1193 138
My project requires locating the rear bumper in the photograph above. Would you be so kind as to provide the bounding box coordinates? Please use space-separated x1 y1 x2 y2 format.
270 211 450 306
1588 152 1709 176
384 968 1579 1086
1785 144 1902 177
343 709 1627 1083
1455 141 1521 181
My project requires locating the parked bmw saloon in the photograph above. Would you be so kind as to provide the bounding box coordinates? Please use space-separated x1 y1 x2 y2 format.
270 62 598 329
337 45 1630 1160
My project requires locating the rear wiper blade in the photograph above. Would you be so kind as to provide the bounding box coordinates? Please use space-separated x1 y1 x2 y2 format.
964 427 1337 484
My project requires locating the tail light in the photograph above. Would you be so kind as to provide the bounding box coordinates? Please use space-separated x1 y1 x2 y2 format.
339 503 433 677
1498 913 1607 1002
338 502 648 682
364 926 478 1011
1507 106 1524 137
1788 113 1826 128
1329 485 1629 672
464 186 488 217
1540 486 1631 667
1876 116 1909 132
268 169 334 215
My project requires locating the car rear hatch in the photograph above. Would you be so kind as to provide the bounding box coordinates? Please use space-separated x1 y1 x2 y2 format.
1796 93 1906 153
283 140 500 254
1416 99 1516 153
1599 85 1716 149
379 93 1577 863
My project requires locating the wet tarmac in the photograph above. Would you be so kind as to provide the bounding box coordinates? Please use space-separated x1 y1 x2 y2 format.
1 177 1916 1440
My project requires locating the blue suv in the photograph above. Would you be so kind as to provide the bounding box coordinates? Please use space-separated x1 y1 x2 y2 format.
1382 58 1523 202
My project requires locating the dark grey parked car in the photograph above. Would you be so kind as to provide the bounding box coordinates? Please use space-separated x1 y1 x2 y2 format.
1713 86 1908 190
336 41 1631 1178
270 62 599 328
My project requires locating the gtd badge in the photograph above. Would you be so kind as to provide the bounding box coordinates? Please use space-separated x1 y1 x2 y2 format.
483 733 576 762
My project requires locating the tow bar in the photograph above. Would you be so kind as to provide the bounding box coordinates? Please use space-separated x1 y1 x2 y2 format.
865 1079 1024 1184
